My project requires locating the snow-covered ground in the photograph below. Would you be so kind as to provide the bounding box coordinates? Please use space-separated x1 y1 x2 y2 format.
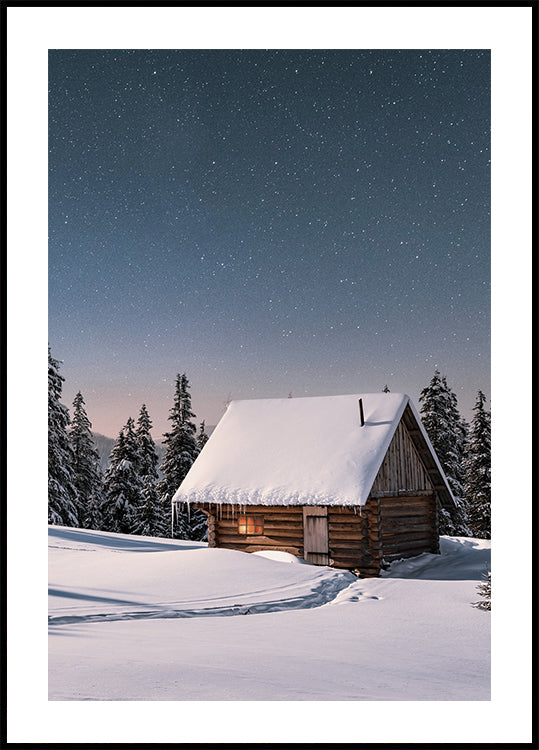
48 527 491 705
3 522 532 744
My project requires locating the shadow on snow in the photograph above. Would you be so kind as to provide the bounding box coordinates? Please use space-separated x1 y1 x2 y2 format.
48 526 205 552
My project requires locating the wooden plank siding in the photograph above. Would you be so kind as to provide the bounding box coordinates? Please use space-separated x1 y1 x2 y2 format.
367 412 440 567
303 506 329 565
370 418 434 497
400 404 455 511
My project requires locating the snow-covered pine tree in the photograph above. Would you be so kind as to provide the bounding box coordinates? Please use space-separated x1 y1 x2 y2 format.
184 420 210 541
158 373 204 539
444 378 472 535
418 370 471 535
463 390 491 539
84 488 104 531
69 391 104 529
48 347 79 527
101 429 125 531
473 568 491 610
134 474 165 538
102 418 143 534
136 404 160 480
132 404 167 537
197 420 209 452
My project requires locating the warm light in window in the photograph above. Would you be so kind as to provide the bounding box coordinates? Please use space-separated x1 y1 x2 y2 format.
238 515 263 535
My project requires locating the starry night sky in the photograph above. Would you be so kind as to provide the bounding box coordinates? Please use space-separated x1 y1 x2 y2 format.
48 49 490 437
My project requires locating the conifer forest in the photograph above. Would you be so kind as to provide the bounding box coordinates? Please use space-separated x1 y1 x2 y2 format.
48 347 491 542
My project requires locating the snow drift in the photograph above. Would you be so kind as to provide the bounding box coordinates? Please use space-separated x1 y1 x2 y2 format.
49 525 490 704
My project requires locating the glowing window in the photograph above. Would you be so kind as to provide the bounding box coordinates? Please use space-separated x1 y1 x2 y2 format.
238 515 263 535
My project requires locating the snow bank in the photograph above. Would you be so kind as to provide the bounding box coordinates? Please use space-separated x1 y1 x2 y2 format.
48 526 354 624
48 526 491 706
253 550 308 564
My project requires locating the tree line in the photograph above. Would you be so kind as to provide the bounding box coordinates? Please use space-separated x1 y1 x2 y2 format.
416 371 490 538
48 348 207 540
49 348 491 541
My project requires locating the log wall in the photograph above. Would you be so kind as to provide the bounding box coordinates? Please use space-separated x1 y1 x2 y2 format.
197 504 305 557
327 505 380 577
377 494 439 564
195 489 438 576
196 502 382 576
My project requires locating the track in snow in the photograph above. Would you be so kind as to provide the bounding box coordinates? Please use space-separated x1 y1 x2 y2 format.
48 572 370 627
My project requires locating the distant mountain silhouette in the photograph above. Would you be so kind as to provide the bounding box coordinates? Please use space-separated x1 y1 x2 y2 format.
93 427 215 471
93 433 116 470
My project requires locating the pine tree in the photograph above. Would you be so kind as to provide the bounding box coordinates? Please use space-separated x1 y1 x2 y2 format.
101 429 125 531
48 347 79 526
158 373 204 539
132 404 167 537
69 391 104 529
197 420 209 453
84 488 104 531
188 420 209 542
419 370 471 536
463 391 491 538
136 404 160 480
473 568 491 610
133 474 165 537
102 418 143 534
444 377 471 535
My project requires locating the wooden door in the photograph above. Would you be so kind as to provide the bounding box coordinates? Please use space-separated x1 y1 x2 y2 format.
303 506 329 565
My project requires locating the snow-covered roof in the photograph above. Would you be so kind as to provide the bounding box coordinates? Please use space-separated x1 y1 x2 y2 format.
172 392 454 508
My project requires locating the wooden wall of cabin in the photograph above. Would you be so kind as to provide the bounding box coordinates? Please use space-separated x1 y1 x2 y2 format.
196 502 381 577
197 504 305 556
366 416 440 566
195 495 438 576
377 494 439 563
326 506 380 576
335 496 439 573
370 418 434 496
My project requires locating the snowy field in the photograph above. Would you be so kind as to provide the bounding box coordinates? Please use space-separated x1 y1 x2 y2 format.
3 522 531 744
49 526 491 704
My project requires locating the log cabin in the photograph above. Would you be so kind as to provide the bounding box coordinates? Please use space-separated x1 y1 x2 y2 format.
172 393 456 576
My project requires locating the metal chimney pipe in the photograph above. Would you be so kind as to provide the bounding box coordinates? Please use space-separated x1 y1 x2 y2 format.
359 398 365 426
